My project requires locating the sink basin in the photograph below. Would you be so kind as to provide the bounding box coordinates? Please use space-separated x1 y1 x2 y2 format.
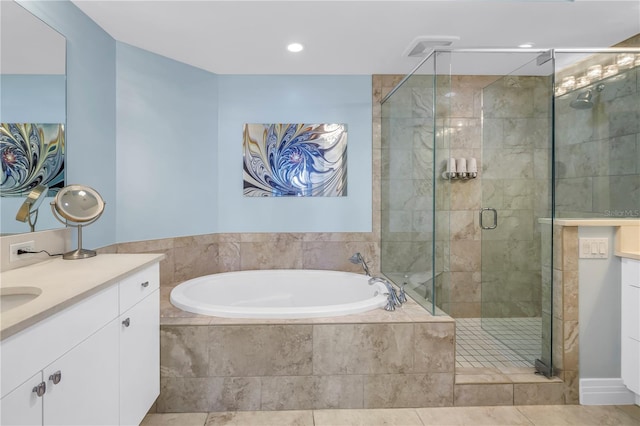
1 287 42 311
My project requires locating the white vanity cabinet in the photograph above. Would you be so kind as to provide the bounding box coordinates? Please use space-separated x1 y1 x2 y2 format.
621 257 640 394
118 266 160 426
0 260 160 426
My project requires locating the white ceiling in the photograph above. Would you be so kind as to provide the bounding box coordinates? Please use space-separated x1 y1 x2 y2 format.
69 1 640 75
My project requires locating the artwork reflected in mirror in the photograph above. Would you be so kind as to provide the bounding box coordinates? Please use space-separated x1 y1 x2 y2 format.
1 123 65 197
243 123 347 197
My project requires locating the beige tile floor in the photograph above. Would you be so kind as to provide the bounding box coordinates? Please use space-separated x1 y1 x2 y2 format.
142 404 640 426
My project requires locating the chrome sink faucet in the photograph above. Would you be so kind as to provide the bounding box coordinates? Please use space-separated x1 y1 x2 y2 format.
368 276 402 311
349 252 371 276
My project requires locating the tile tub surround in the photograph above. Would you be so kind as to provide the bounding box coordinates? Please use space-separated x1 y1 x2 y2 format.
158 295 457 412
158 292 570 413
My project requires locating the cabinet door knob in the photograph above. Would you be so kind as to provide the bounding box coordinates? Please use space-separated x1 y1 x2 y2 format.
122 317 131 327
49 370 62 385
32 382 46 397
141 281 149 288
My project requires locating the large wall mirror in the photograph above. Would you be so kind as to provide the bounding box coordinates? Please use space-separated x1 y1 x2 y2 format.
1 0 66 235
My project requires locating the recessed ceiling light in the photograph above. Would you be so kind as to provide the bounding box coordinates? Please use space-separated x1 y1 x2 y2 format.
519 43 534 48
287 43 304 53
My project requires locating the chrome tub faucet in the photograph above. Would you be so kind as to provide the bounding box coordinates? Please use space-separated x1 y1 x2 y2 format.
368 276 403 311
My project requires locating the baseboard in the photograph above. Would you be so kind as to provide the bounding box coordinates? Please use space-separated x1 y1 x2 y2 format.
580 378 638 405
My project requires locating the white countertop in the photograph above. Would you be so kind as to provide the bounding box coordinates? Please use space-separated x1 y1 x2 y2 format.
538 218 640 226
1 253 164 340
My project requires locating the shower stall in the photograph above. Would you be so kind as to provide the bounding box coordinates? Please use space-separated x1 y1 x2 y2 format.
380 47 640 377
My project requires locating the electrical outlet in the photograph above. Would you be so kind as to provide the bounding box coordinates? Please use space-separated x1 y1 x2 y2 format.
9 241 35 262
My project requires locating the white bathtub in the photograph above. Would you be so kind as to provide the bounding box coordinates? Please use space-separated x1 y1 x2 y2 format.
170 269 389 319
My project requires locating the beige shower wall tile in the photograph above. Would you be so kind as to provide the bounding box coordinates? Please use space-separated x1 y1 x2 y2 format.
449 210 480 241
363 373 454 408
562 227 579 271
174 242 219 283
553 269 564 320
158 377 261 412
563 320 579 371
450 179 482 210
174 233 219 248
414 322 455 373
313 324 414 375
302 241 378 273
450 271 481 303
454 384 513 406
261 375 363 410
563 270 579 321
563 369 580 405
208 325 312 377
450 241 481 272
448 303 481 318
217 241 240 272
160 326 210 377
239 240 303 269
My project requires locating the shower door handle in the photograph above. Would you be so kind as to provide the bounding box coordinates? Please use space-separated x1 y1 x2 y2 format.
480 208 498 230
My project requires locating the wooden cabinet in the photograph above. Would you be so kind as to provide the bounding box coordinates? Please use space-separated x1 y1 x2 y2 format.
0 262 160 426
621 258 640 394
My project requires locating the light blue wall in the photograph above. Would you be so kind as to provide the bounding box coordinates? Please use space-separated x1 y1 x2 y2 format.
115 42 219 241
217 75 372 233
18 0 116 249
0 75 65 122
11 2 373 243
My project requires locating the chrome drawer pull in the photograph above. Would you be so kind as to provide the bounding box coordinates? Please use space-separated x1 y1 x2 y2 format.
49 370 62 385
32 382 46 397
141 281 150 288
122 318 131 327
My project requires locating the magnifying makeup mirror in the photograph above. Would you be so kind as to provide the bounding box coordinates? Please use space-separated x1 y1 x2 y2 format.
51 184 105 260
15 184 49 232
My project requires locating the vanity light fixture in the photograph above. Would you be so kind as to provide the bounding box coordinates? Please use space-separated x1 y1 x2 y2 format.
287 43 304 53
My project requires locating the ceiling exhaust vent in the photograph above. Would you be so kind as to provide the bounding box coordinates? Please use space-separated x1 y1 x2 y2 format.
403 36 460 57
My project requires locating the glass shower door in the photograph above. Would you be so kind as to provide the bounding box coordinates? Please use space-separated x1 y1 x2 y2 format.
479 54 554 374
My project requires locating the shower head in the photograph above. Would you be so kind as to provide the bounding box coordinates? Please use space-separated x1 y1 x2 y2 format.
570 84 604 110
349 252 363 264
349 252 371 276
570 90 593 109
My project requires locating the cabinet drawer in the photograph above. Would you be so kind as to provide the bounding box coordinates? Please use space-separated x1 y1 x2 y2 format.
622 258 640 288
1 285 118 399
119 265 159 313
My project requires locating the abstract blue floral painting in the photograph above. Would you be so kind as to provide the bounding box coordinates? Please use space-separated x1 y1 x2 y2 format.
243 123 347 197
0 123 65 197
